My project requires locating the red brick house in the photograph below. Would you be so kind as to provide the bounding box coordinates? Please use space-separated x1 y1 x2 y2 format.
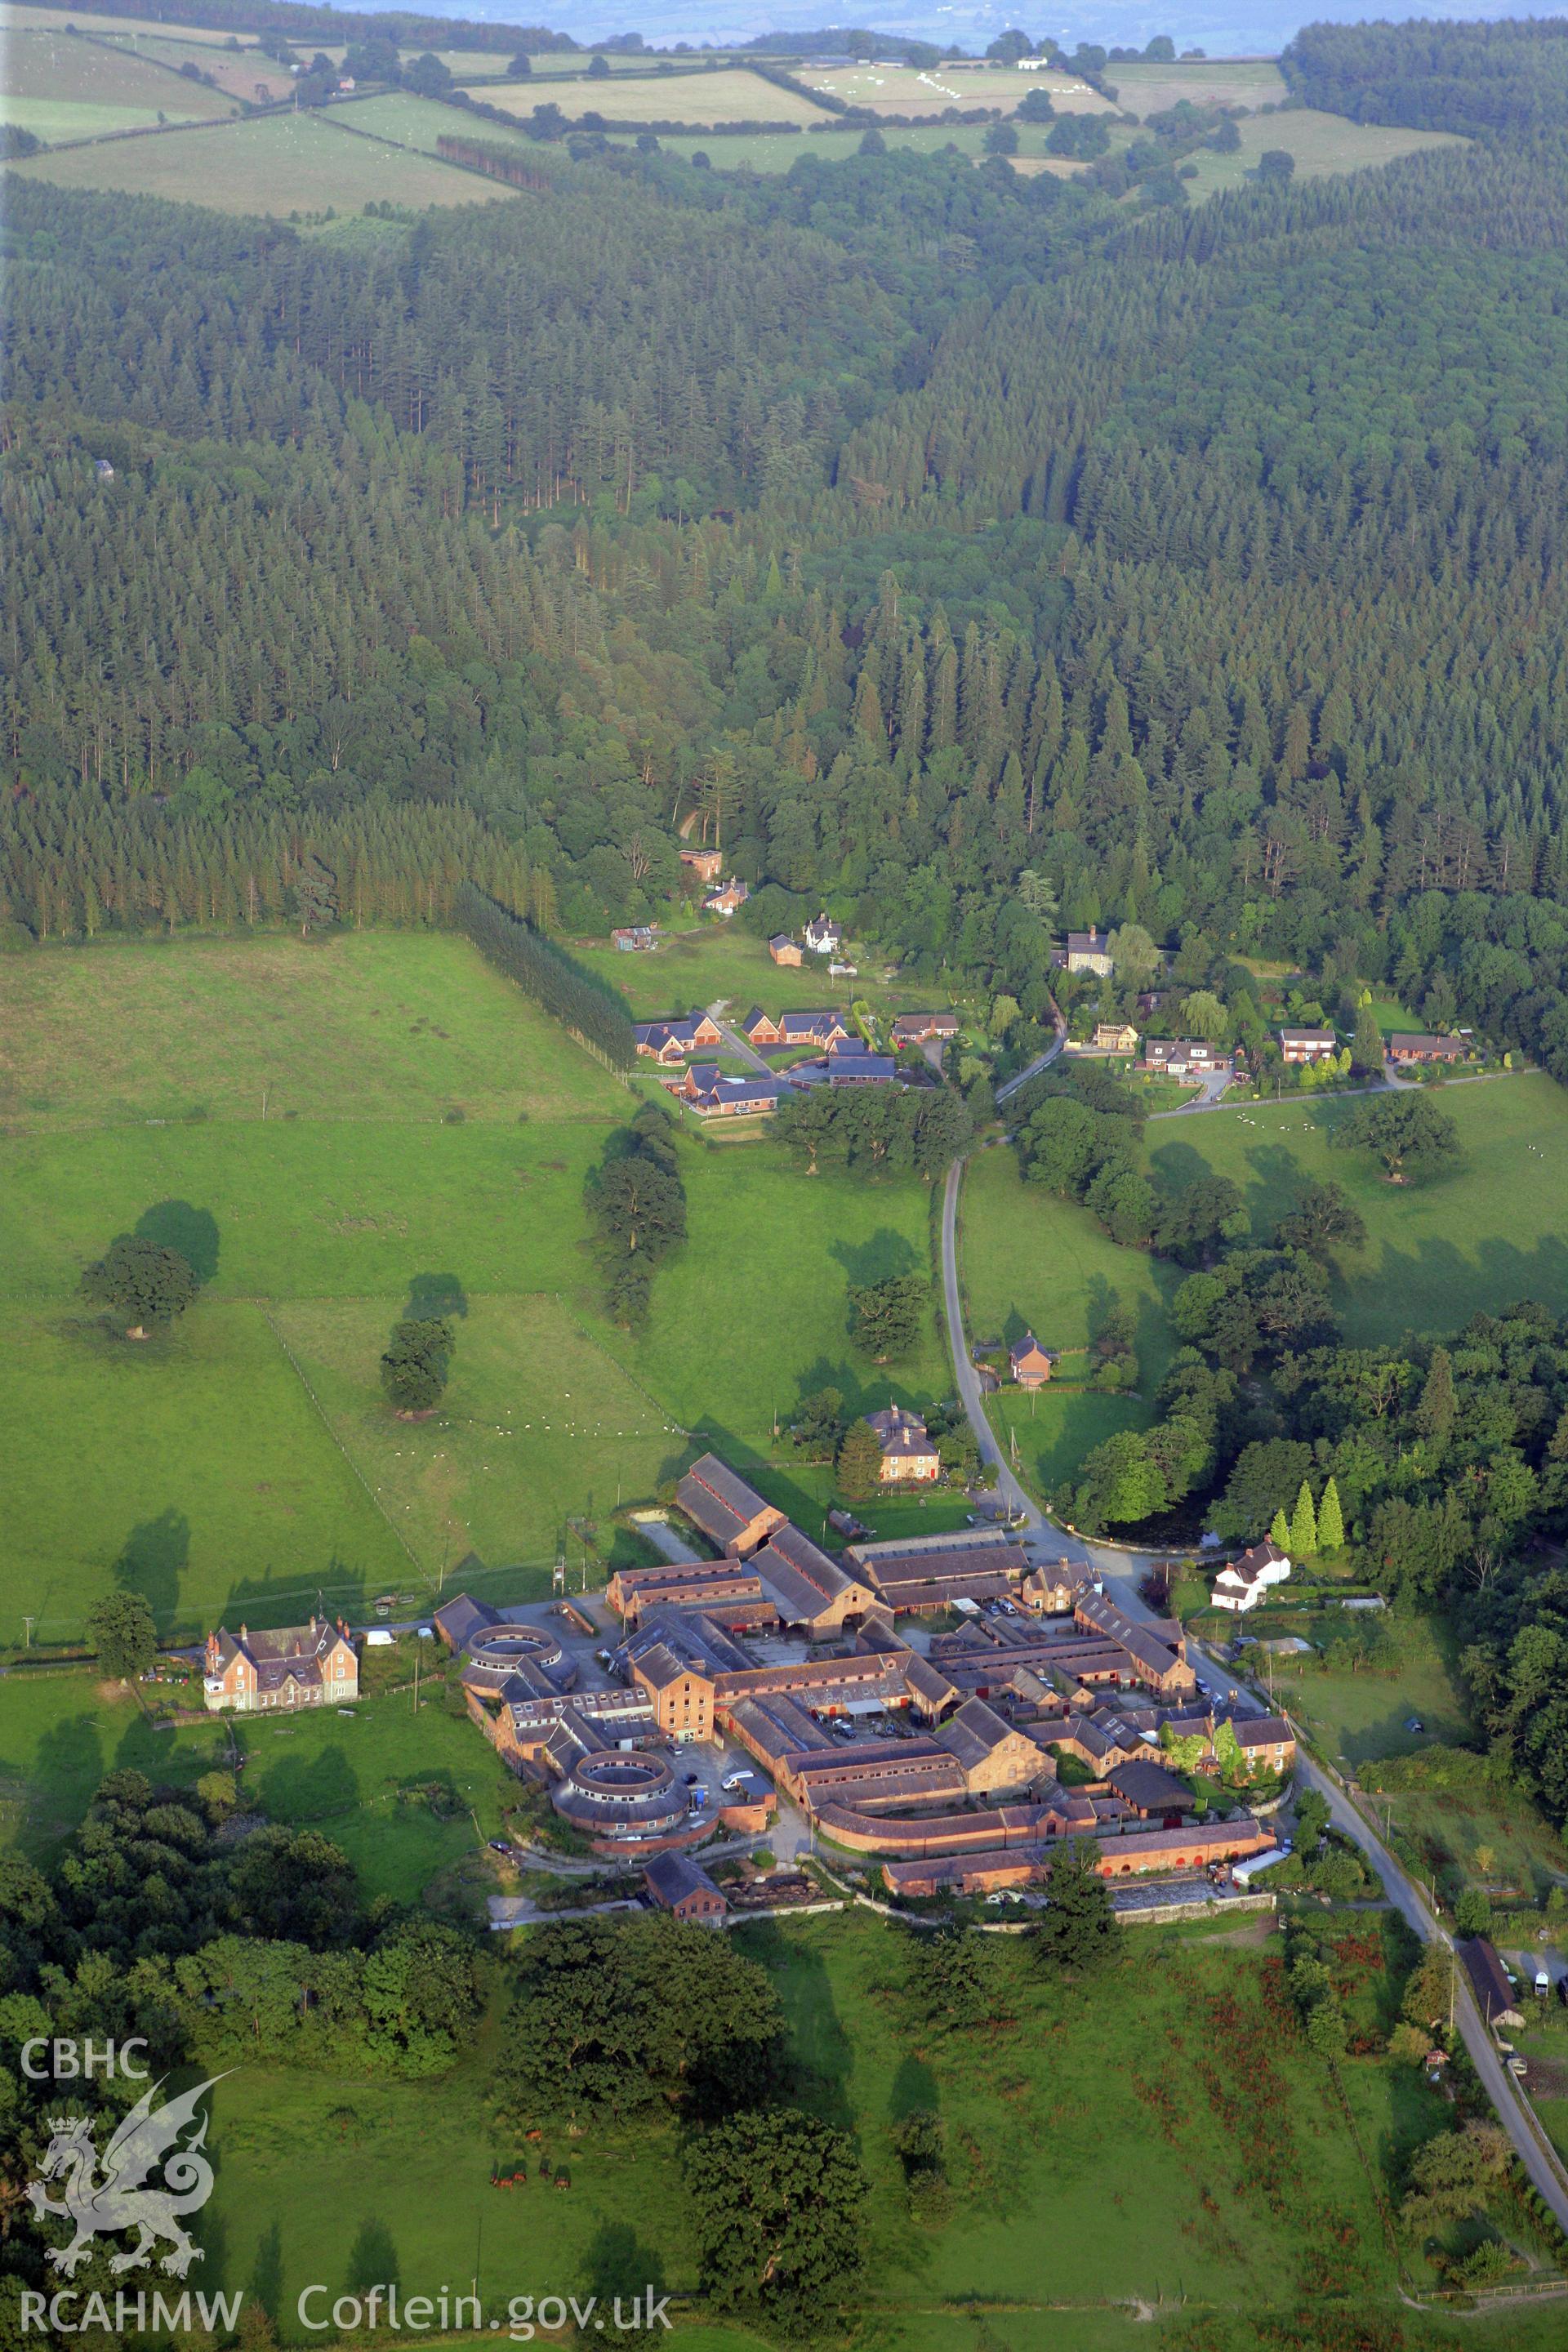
203 1617 359 1713
1388 1032 1466 1066
768 936 803 966
1009 1333 1054 1388
741 1007 783 1046
644 1851 728 1922
679 847 724 884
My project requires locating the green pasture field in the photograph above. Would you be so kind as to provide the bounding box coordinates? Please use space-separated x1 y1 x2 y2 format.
571 922 918 1022
1 931 960 1643
11 107 501 208
0 931 622 1129
272 1292 691 1588
1181 106 1466 195
336 87 539 154
0 23 238 135
1103 56 1289 114
1146 1071 1568 1342
797 59 1113 115
466 63 832 125
2 1295 412 1648
655 122 996 171
100 29 300 102
522 47 728 73
959 1145 1178 1490
0 2 234 36
608 1139 951 1456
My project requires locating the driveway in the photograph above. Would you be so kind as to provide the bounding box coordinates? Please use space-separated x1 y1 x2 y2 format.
706 1001 777 1077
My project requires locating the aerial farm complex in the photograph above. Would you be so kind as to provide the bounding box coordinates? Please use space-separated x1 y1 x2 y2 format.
430 1454 1294 1903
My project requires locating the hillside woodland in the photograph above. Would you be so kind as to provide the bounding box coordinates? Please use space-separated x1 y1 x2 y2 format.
10 27 1568 1780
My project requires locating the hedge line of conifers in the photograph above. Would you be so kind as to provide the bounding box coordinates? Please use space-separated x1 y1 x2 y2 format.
454 880 636 1071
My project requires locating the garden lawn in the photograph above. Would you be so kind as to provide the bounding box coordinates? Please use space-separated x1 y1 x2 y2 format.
1272 1614 1475 1771
1146 1072 1568 1342
570 922 918 1024
959 1144 1178 1491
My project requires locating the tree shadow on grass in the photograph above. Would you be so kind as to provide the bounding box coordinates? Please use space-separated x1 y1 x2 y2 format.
407 1273 468 1321
345 2216 400 2296
830 1229 920 1288
114 1508 189 1628
253 1744 361 1824
221 1556 379 1631
889 2051 940 2121
135 1199 220 1286
734 1918 853 2130
580 2221 667 2313
250 2220 286 2327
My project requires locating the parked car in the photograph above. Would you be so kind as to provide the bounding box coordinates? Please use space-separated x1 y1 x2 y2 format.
488 1839 511 1855
1405 1717 1425 1734
1509 2056 1529 2077
1556 1975 1568 2008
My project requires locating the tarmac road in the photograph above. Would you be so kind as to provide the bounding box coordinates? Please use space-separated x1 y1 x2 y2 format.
940 1129 1568 2221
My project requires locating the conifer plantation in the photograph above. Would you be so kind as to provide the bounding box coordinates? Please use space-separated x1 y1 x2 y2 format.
7 52 1568 1085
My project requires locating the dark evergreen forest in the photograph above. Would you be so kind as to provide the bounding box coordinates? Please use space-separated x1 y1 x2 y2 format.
10 27 1568 1080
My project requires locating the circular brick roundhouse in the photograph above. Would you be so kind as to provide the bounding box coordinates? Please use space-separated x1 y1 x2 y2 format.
550 1751 690 1843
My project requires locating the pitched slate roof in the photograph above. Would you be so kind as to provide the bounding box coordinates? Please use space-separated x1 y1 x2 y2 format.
210 1616 354 1696
644 1851 726 1909
937 1697 1031 1773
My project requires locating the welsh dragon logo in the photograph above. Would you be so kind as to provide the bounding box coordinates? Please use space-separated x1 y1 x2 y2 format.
29 2075 228 2278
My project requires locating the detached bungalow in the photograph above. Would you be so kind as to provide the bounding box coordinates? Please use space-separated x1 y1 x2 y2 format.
634 1012 724 1062
826 1047 897 1087
892 1011 960 1049
1388 1033 1465 1066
